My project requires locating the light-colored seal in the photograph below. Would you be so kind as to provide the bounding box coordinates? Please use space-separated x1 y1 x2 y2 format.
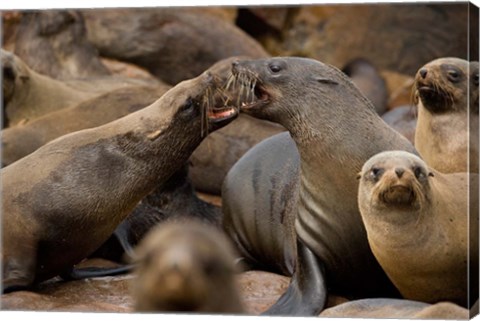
414 57 479 173
223 57 415 316
132 220 244 313
357 150 479 308
1 70 238 293
1 49 157 127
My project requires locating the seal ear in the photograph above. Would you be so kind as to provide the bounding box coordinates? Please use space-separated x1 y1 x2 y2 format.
428 172 434 177
313 76 339 85
356 171 362 180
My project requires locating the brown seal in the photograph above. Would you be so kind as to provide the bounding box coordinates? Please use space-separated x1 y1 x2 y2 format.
1 49 157 128
82 7 269 85
90 164 222 263
381 105 417 144
2 84 170 166
14 10 110 79
342 57 388 115
357 150 479 308
132 220 244 313
414 57 479 173
1 70 238 293
223 57 415 315
319 298 469 319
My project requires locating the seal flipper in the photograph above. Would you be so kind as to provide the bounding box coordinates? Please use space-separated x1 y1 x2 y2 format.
60 264 135 281
262 239 327 316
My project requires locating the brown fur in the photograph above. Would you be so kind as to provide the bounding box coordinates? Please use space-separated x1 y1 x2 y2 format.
2 84 170 166
133 220 244 313
82 8 269 85
1 70 237 292
414 58 479 173
320 298 469 319
1 49 157 128
224 57 415 315
358 151 479 308
14 10 110 79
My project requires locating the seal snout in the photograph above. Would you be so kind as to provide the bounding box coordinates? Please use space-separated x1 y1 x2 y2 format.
395 167 405 178
419 68 428 79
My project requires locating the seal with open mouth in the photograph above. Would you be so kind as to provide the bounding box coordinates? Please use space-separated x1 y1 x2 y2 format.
1 69 238 293
222 57 415 315
414 57 478 173
358 150 478 308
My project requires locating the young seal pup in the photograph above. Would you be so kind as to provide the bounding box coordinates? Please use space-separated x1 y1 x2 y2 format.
132 220 244 313
1 70 238 293
223 57 414 316
357 150 479 308
414 57 479 173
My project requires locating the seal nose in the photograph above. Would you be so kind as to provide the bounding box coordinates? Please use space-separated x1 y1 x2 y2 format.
419 69 428 79
395 168 405 178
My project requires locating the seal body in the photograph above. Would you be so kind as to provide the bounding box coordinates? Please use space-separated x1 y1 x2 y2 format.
224 57 415 315
319 298 469 319
1 70 238 292
91 164 222 262
132 220 244 313
82 8 268 85
222 131 298 276
342 58 388 115
14 10 110 79
357 150 479 308
1 49 155 128
2 84 170 166
414 58 479 173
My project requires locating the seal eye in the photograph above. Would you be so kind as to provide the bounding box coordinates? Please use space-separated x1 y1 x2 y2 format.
180 98 196 113
474 73 479 86
269 64 282 73
370 167 384 181
447 69 461 83
3 65 15 81
413 166 425 179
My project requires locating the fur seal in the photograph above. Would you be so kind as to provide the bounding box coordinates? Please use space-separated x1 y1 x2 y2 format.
14 10 110 79
82 8 269 85
223 57 415 315
2 84 170 166
357 150 478 308
132 220 244 313
188 56 285 195
319 298 469 319
381 105 417 144
1 49 156 128
414 57 479 173
342 57 388 115
1 70 238 293
90 164 221 262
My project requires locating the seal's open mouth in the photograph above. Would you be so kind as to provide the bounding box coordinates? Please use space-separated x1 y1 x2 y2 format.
224 71 270 111
208 106 238 122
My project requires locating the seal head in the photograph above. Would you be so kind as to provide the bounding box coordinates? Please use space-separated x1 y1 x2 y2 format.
358 151 434 216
